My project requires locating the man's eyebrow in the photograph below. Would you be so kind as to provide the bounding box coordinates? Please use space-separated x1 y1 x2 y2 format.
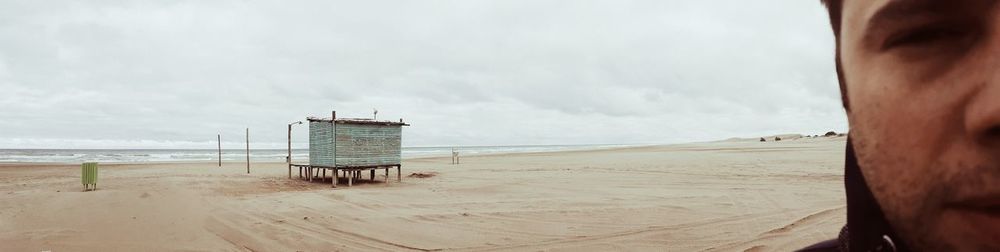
862 0 996 42
865 0 943 31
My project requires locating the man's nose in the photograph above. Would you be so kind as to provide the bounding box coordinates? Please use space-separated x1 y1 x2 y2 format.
966 86 1000 146
965 60 1000 147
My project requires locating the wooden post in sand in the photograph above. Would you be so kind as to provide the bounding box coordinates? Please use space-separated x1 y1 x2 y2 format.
246 128 250 174
217 134 222 167
288 124 292 178
332 168 337 188
330 110 338 187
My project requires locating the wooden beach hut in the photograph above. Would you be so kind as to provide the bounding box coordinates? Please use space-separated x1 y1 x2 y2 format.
291 111 409 187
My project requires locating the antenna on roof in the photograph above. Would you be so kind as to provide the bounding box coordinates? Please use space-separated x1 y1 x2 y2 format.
373 108 378 120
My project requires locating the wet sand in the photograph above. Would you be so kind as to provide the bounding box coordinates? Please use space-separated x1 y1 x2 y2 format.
0 138 846 251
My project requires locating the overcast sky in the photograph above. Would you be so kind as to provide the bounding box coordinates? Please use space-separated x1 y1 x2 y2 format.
0 0 844 149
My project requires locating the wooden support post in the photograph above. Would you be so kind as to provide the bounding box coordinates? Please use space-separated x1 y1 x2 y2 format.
287 123 292 179
385 168 389 182
329 110 337 177
370 169 375 180
218 134 222 167
397 165 401 182
348 170 353 187
332 168 337 188
322 169 326 181
245 128 250 174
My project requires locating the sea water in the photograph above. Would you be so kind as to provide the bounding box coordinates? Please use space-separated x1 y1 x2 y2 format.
0 144 637 163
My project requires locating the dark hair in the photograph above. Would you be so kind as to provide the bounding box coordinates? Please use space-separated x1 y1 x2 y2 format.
821 0 842 38
821 0 849 110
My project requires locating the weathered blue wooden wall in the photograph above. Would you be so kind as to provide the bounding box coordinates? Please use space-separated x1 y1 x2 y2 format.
334 124 402 166
308 121 335 167
309 120 403 167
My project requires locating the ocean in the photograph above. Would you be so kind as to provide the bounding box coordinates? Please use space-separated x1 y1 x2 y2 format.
0 144 637 163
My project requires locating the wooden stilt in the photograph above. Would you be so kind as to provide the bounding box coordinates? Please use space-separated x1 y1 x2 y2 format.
246 128 250 174
397 165 401 182
385 168 389 182
218 134 222 167
370 170 375 180
348 171 353 187
332 168 338 188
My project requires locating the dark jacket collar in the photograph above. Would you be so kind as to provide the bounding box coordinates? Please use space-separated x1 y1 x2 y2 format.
842 138 908 252
799 138 910 252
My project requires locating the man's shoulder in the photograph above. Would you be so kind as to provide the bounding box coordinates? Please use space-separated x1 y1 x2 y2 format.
797 239 841 252
798 225 848 252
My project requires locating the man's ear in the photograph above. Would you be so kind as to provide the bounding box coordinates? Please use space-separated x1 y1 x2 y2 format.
820 0 849 111
836 45 850 111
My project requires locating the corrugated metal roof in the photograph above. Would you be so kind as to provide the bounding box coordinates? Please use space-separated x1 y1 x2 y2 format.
306 117 410 126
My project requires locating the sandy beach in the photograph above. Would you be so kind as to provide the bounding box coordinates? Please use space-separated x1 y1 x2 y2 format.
0 137 846 252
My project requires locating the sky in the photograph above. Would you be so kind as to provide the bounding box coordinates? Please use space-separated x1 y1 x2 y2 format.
0 0 845 149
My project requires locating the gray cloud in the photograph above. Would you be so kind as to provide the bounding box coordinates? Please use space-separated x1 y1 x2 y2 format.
0 0 845 149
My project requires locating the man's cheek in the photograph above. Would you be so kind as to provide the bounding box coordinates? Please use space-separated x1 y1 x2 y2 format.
851 113 929 219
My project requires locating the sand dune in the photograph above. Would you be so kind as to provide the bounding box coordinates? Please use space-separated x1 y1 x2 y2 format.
0 138 846 251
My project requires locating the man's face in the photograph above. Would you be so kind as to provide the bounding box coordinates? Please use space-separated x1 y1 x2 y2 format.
840 0 1000 250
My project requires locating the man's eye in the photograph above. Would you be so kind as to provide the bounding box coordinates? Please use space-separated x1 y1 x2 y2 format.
882 27 968 50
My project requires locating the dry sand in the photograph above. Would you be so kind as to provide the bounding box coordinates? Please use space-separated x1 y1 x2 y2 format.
0 138 847 251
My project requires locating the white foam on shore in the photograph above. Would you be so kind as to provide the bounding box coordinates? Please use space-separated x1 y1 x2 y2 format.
0 144 642 163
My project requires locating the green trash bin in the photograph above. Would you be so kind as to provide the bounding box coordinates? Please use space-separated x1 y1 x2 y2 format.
82 162 98 191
